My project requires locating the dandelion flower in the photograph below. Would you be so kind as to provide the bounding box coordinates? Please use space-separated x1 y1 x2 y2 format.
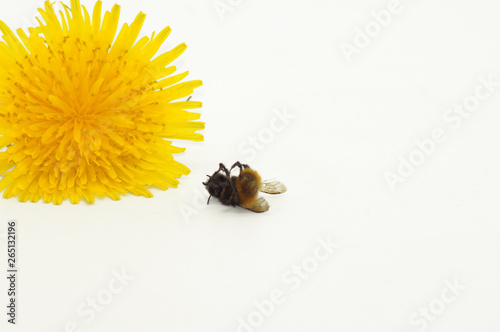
0 0 204 204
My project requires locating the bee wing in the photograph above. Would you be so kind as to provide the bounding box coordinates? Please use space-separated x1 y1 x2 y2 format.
260 181 287 194
240 196 270 213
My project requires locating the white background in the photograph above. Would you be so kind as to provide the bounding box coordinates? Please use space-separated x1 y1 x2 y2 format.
1 0 500 331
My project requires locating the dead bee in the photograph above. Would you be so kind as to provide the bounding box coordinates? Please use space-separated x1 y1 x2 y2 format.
202 161 286 212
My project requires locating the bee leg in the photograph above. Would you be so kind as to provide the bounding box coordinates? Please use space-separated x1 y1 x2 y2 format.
202 174 211 186
207 195 212 205
218 163 231 177
230 161 242 171
230 161 250 172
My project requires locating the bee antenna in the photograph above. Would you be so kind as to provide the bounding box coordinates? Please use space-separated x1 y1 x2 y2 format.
202 182 206 185
207 195 212 205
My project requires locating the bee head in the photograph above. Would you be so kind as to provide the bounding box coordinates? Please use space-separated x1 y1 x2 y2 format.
202 171 230 201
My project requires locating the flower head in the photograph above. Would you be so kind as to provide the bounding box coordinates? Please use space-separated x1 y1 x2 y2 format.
0 0 203 204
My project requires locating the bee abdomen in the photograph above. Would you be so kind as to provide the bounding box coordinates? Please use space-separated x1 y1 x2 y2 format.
236 168 262 206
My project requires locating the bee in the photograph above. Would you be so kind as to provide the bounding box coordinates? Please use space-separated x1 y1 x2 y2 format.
202 161 287 212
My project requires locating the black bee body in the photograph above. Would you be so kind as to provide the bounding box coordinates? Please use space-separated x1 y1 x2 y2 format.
204 170 240 206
